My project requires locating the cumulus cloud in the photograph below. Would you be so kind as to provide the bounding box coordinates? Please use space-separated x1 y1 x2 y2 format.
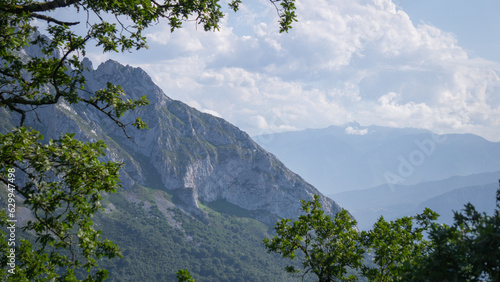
88 0 500 140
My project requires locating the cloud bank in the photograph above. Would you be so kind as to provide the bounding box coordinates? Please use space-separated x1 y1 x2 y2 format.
89 0 500 141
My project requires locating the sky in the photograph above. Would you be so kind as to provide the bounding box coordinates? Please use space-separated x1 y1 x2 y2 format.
79 0 500 141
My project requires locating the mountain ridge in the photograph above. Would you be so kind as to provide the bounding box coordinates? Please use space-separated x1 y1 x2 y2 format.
329 171 499 230
1 57 345 280
254 124 500 194
2 57 342 224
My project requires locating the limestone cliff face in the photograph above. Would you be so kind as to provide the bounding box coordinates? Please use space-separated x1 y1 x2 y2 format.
17 59 343 222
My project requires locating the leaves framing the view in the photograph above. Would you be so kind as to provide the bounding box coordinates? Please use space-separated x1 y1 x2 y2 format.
263 195 365 281
265 190 500 282
0 128 122 280
407 188 500 281
0 0 296 280
360 208 438 281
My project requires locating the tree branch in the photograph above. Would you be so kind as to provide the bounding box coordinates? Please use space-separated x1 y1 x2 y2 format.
0 95 28 126
79 97 137 143
31 13 80 26
7 0 80 13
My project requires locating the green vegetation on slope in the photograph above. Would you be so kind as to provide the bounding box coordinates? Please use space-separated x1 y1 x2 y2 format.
96 187 299 281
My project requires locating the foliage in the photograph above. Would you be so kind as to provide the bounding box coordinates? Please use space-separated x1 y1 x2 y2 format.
266 190 500 282
263 195 365 281
408 188 500 281
360 209 438 281
0 128 122 280
94 188 298 281
0 0 296 280
176 269 195 282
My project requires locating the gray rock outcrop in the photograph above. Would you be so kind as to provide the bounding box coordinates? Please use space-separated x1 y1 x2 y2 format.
5 58 343 223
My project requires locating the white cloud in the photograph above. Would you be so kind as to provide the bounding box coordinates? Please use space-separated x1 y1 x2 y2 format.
88 0 500 141
345 126 369 135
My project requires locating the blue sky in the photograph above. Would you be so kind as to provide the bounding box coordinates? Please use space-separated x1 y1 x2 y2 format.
77 0 500 141
397 0 500 62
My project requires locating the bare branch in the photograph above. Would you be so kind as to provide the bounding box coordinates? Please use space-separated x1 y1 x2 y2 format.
10 0 79 13
31 13 80 26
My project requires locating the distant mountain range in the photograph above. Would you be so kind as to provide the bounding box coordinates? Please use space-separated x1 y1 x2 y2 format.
254 123 500 231
329 172 499 230
254 123 500 194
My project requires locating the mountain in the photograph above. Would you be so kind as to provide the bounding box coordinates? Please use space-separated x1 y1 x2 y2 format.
254 123 500 194
329 172 499 230
0 58 341 280
19 58 341 222
415 183 498 225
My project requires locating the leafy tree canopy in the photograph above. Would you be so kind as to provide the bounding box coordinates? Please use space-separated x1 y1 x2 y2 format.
265 189 500 282
409 188 500 281
0 0 297 280
176 269 196 282
263 195 365 281
360 208 438 281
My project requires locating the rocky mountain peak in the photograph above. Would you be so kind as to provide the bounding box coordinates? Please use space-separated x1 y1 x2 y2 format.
9 57 343 224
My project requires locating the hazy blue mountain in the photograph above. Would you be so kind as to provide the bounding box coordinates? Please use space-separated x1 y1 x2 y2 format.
1 58 340 280
329 172 499 230
416 183 498 225
254 123 500 194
